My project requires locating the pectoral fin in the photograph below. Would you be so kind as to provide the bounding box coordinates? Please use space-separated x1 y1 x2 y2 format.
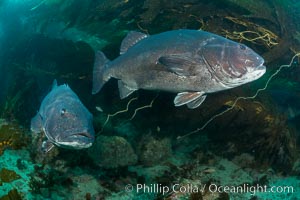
42 140 55 153
187 94 207 109
158 55 199 76
31 113 43 133
174 91 206 107
118 80 136 99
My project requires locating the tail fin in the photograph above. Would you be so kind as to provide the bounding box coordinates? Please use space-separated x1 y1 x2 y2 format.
92 51 110 94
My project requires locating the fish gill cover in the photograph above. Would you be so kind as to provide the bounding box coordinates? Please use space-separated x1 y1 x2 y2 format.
0 0 300 199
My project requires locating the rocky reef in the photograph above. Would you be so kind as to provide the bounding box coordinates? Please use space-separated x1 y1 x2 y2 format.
137 135 172 166
88 135 138 168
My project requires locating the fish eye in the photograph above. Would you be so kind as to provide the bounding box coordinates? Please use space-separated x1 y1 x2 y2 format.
239 44 246 50
61 108 66 116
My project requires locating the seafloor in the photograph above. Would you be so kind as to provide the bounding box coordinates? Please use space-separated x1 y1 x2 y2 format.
1 0 300 199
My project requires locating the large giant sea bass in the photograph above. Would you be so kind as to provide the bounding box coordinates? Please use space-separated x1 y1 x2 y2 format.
92 29 266 109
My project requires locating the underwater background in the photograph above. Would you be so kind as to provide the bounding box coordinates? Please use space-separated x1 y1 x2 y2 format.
0 0 300 199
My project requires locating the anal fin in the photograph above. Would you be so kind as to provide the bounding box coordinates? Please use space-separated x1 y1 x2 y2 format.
118 80 136 99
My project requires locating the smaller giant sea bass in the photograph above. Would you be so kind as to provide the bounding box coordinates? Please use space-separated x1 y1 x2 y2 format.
31 80 95 152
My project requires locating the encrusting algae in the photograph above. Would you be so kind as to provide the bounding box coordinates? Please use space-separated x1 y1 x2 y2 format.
0 189 22 200
0 121 29 156
0 168 21 184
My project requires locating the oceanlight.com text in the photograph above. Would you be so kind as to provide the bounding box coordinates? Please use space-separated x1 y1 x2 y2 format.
124 183 294 196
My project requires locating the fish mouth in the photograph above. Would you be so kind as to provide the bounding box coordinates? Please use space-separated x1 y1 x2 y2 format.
55 131 94 149
70 132 95 140
249 60 266 75
48 127 95 149
256 64 266 72
211 59 266 88
231 63 266 86
57 130 94 141
246 56 265 72
75 132 94 138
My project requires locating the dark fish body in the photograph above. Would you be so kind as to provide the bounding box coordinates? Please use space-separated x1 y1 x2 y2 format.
93 29 266 109
31 80 95 152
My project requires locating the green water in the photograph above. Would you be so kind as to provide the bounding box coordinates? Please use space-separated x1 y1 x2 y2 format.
0 0 299 199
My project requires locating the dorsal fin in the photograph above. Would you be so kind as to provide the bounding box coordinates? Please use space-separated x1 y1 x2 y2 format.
120 31 148 55
52 79 58 89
